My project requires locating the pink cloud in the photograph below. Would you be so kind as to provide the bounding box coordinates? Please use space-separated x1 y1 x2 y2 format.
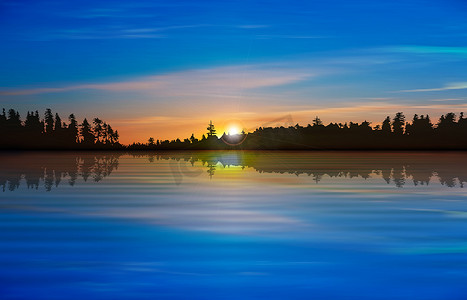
0 65 311 96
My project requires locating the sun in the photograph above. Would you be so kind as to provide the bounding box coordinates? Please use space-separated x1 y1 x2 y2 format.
222 119 246 136
227 125 241 135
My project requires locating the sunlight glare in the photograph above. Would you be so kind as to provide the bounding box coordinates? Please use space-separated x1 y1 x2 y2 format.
227 125 240 135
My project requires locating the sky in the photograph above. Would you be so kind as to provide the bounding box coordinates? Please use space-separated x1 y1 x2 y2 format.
1 0 467 144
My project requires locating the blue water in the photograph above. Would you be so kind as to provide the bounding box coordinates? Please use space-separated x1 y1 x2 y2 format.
1 151 467 299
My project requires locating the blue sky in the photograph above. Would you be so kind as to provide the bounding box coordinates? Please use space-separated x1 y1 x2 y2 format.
1 0 467 142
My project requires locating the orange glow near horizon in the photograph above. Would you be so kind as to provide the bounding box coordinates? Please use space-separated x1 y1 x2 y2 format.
219 119 246 136
109 103 467 145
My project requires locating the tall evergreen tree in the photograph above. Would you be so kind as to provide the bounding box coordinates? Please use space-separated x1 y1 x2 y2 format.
312 116 323 127
382 116 391 133
55 113 63 132
67 114 79 144
93 118 103 143
102 122 109 143
207 121 216 137
44 109 54 134
80 118 95 145
107 125 114 144
113 130 119 144
392 112 405 135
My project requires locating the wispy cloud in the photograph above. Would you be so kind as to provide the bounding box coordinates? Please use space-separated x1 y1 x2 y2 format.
381 45 467 55
24 30 167 41
430 98 467 102
0 64 312 96
286 102 467 115
118 34 165 39
62 7 157 19
236 25 269 29
28 24 209 41
22 23 271 41
257 35 327 39
122 24 211 33
399 82 467 92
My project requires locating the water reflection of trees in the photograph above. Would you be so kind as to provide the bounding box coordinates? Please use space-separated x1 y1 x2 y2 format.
152 152 467 188
0 153 120 192
2 151 466 192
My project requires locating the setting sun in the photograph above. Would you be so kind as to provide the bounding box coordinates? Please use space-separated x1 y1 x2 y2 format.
227 125 241 135
220 119 245 136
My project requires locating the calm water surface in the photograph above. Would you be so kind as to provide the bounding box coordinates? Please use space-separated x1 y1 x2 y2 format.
1 151 467 299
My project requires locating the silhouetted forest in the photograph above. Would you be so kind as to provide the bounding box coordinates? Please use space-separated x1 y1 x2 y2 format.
3 151 465 191
0 108 122 149
3 110 467 150
130 112 467 150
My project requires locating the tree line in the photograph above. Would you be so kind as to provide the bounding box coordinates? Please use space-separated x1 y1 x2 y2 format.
3 110 467 150
0 108 121 149
130 112 467 150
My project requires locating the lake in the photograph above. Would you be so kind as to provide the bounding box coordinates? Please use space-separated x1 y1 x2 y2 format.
1 151 467 299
